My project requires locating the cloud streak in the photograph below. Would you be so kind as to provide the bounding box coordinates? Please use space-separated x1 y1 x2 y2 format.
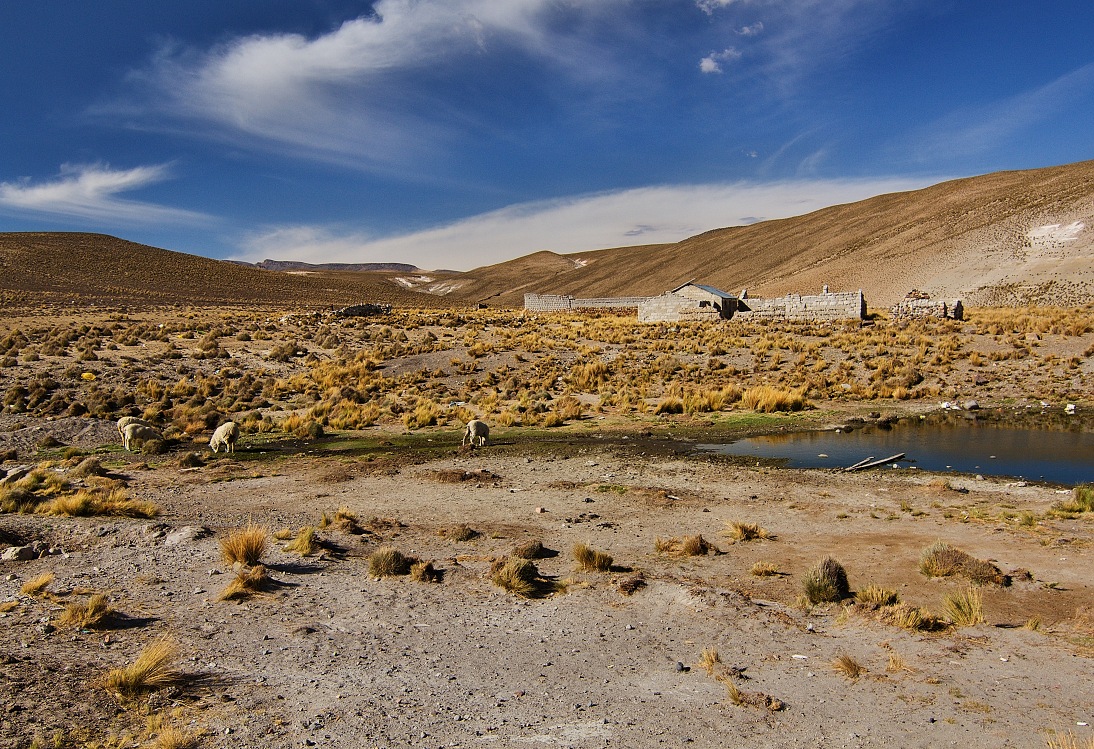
235 177 941 270
121 0 629 169
0 163 209 224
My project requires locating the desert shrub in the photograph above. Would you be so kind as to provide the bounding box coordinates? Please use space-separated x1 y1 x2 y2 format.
99 636 185 701
220 524 268 566
750 561 779 577
410 560 441 583
491 557 552 598
369 546 417 576
439 524 479 542
944 586 985 626
831 654 866 679
573 542 613 572
801 557 850 603
919 541 1008 585
723 521 772 542
219 565 271 601
858 585 899 607
284 526 319 556
58 594 114 628
510 539 546 559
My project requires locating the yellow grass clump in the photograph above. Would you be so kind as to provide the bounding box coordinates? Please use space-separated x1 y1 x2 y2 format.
284 526 319 556
20 572 54 596
369 546 417 577
219 565 271 601
944 586 985 626
99 636 186 701
58 593 114 628
573 542 613 572
220 524 268 566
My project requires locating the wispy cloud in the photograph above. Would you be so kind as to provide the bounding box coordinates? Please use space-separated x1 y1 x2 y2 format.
234 177 940 270
700 48 743 74
905 63 1094 161
118 0 629 169
0 163 209 224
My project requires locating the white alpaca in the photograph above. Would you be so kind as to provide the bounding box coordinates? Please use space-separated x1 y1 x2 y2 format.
122 423 163 451
117 415 152 436
462 419 489 447
209 421 240 453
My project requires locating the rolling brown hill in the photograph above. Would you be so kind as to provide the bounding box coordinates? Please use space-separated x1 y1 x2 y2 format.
441 160 1094 308
0 232 449 309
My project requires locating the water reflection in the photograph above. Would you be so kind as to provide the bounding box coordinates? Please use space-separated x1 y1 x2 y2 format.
698 417 1093 485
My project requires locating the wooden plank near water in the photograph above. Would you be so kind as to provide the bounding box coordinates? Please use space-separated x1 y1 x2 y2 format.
844 453 905 472
844 456 875 471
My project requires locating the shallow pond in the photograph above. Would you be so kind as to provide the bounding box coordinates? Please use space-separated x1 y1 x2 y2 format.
697 417 1093 485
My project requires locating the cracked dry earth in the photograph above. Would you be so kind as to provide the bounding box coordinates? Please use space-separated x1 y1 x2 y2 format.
2 442 1093 749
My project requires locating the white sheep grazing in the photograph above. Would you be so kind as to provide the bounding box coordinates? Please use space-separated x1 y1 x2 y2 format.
123 423 163 451
117 415 152 436
462 419 489 447
209 421 240 454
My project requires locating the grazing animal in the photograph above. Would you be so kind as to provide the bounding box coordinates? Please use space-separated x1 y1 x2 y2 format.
209 421 240 454
462 419 489 447
117 415 152 436
122 423 163 451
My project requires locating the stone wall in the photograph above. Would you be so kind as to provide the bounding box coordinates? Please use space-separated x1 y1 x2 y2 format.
524 293 648 312
890 297 964 320
638 293 727 322
736 290 865 321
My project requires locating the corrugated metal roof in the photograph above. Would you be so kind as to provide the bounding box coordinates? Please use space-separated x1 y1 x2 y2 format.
670 282 735 299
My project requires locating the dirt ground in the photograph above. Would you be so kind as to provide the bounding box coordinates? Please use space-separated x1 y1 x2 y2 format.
2 421 1092 749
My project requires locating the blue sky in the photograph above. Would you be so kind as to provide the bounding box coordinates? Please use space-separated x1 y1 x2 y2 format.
1 1 1092 270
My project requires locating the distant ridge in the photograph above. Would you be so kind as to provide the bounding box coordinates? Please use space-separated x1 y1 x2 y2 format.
441 160 1094 308
254 259 421 273
0 232 449 309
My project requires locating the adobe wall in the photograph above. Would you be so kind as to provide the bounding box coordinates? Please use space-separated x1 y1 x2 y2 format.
736 291 866 321
524 294 648 312
890 297 964 320
638 293 726 323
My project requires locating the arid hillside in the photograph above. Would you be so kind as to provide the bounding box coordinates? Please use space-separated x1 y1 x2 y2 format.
440 160 1094 308
0 233 448 310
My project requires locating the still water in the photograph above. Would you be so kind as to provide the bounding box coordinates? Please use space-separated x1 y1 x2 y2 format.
697 419 1093 485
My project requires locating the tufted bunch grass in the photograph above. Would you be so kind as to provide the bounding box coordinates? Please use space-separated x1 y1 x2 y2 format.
99 636 186 702
573 542 613 572
801 557 850 604
220 524 268 566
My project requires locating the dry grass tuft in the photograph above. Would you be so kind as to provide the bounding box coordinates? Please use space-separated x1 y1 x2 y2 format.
801 557 850 603
886 652 913 673
832 654 866 679
152 725 201 749
219 565 271 601
58 593 113 628
20 572 54 596
750 561 780 577
439 523 480 542
879 602 943 631
369 545 418 577
944 586 985 626
410 560 441 583
99 636 186 701
740 385 806 413
723 521 772 542
284 526 319 556
510 539 546 559
1046 730 1094 749
491 557 555 598
919 540 1008 585
573 542 613 572
220 524 268 566
698 646 721 675
656 534 717 556
858 584 899 607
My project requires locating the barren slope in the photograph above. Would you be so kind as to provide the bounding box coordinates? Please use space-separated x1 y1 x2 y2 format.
0 233 449 309
447 160 1094 307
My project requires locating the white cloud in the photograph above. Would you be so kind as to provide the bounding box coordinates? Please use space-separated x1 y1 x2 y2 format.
696 0 740 15
0 163 209 224
906 63 1094 161
700 48 742 74
123 0 628 168
233 177 941 270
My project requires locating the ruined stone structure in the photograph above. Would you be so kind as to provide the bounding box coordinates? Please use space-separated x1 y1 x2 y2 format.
638 283 735 323
523 293 649 312
735 287 866 322
890 291 963 320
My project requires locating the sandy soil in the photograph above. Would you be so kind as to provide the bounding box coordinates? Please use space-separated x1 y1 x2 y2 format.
2 425 1092 749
